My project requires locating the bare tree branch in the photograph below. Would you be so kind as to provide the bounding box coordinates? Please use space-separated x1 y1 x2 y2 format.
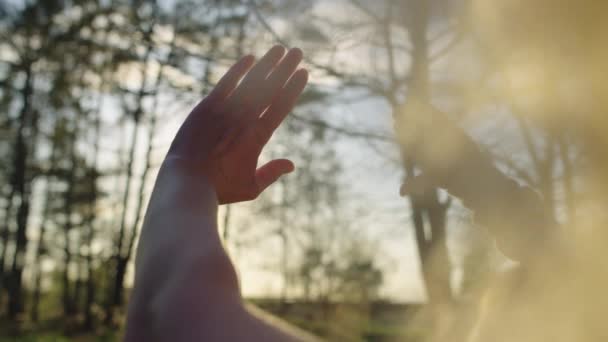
247 0 355 80
349 0 381 22
430 29 464 61
291 111 395 143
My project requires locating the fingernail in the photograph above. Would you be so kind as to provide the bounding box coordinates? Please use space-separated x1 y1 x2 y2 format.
242 54 255 63
269 45 286 57
288 48 303 60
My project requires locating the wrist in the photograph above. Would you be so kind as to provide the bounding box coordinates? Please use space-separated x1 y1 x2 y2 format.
154 155 219 209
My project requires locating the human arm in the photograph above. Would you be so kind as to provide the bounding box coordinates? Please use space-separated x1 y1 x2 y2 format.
124 46 310 341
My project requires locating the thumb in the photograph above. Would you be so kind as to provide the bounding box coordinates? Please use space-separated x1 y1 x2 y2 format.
255 159 295 193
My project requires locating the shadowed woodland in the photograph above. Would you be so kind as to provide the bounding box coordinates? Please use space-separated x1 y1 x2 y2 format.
1 0 608 341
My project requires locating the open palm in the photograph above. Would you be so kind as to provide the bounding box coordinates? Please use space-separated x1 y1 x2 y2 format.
167 46 308 204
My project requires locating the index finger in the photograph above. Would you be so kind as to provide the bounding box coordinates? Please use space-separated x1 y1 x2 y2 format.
204 54 256 107
257 68 309 141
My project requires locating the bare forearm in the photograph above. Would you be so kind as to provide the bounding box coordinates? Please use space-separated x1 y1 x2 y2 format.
125 158 239 340
134 157 223 272
124 158 303 341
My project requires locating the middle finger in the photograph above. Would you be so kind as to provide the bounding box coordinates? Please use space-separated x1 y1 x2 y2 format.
227 45 286 112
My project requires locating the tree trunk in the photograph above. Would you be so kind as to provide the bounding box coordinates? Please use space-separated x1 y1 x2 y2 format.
84 94 103 331
108 255 128 324
62 119 80 318
222 205 232 242
279 179 289 309
558 136 575 223
0 188 16 294
30 137 59 322
400 0 452 306
84 209 96 330
106 16 158 322
7 61 34 319
396 3 453 339
105 117 140 325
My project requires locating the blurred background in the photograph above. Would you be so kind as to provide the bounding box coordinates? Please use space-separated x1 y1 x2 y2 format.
1 0 607 341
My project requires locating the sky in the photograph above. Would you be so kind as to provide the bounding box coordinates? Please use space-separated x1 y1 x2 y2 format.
112 81 434 302
111 0 483 303
94 44 434 303
3 0 513 303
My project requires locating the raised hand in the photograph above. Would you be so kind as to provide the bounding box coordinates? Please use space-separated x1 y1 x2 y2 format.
167 46 308 204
